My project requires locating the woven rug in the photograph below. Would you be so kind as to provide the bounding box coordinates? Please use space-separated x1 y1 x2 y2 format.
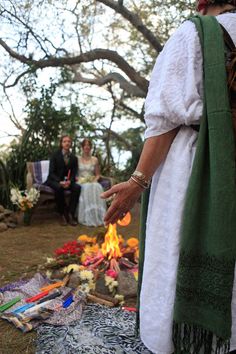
36 304 152 354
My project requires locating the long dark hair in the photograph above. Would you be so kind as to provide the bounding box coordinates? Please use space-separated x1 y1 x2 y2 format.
59 135 72 149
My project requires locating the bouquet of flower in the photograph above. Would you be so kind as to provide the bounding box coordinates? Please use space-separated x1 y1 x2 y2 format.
77 176 95 184
10 187 40 211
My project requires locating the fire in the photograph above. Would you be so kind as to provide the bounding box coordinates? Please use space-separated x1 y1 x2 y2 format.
101 224 122 260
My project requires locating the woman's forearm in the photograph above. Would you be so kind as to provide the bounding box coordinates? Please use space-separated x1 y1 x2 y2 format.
135 128 179 180
101 128 179 225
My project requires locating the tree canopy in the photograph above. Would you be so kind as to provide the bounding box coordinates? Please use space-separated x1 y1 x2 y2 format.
0 0 195 178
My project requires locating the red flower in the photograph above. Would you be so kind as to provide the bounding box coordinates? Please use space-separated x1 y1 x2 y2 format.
54 240 84 257
106 269 118 279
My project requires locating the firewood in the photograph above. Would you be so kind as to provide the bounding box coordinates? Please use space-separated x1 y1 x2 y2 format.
91 291 119 305
87 293 115 307
119 257 136 269
110 258 120 272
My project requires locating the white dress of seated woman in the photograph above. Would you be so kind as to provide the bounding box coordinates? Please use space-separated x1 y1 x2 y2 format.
77 154 107 227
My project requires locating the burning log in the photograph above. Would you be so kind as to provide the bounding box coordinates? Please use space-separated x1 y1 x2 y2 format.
101 224 122 260
109 258 120 273
83 254 103 266
120 251 136 263
119 257 136 269
46 214 139 306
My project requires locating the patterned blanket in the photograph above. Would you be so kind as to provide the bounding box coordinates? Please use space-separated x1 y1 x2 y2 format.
36 304 152 354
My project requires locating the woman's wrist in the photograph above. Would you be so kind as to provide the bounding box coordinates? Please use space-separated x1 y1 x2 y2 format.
128 177 146 191
130 170 151 189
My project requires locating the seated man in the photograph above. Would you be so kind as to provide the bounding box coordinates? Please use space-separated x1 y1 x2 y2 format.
45 135 81 226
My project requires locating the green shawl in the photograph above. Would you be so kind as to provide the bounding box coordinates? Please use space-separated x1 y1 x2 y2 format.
173 15 236 353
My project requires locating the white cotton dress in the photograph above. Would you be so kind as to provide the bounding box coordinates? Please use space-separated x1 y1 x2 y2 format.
77 157 107 227
139 13 236 354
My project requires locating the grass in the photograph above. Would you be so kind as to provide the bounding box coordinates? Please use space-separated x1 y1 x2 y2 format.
0 204 140 353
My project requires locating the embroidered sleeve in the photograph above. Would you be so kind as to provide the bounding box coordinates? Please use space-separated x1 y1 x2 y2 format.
145 20 203 138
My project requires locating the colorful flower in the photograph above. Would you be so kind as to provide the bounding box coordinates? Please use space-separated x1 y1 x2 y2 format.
126 238 139 248
105 269 118 279
114 294 125 304
79 269 94 281
105 275 118 293
78 235 91 243
54 240 84 258
63 264 81 273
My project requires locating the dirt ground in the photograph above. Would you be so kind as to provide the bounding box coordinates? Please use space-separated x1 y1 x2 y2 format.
0 204 140 354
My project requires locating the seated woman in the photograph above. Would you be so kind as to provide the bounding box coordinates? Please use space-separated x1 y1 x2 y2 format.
76 138 107 227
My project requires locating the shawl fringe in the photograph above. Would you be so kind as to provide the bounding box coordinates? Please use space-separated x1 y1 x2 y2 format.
173 322 230 354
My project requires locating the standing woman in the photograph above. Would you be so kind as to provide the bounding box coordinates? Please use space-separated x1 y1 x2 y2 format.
76 138 107 227
102 1 236 353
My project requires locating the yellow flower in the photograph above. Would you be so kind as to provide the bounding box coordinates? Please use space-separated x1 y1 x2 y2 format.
80 253 87 264
46 270 52 279
105 275 118 293
126 238 139 248
63 264 81 273
79 269 94 281
105 275 114 285
114 294 125 304
79 283 90 294
88 280 96 291
83 244 100 257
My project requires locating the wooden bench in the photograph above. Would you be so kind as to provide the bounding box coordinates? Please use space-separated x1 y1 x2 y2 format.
26 160 113 210
26 161 59 210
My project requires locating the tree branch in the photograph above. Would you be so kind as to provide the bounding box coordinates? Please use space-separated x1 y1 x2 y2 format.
71 71 146 97
99 127 133 151
117 101 145 121
3 9 49 57
0 88 24 132
0 38 149 92
96 0 163 52
3 68 34 88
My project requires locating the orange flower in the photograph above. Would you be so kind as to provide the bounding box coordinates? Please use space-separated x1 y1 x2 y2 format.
83 244 100 256
78 235 90 243
126 237 139 248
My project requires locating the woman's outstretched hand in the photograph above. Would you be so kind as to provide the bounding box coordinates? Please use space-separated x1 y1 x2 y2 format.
101 179 144 225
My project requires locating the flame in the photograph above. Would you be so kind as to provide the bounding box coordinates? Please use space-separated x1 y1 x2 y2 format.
101 224 122 260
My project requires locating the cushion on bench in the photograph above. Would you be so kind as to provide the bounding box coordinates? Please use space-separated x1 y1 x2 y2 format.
33 160 50 184
33 183 54 194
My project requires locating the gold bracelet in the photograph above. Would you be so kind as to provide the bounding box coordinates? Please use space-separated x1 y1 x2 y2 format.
131 170 151 188
130 176 149 189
